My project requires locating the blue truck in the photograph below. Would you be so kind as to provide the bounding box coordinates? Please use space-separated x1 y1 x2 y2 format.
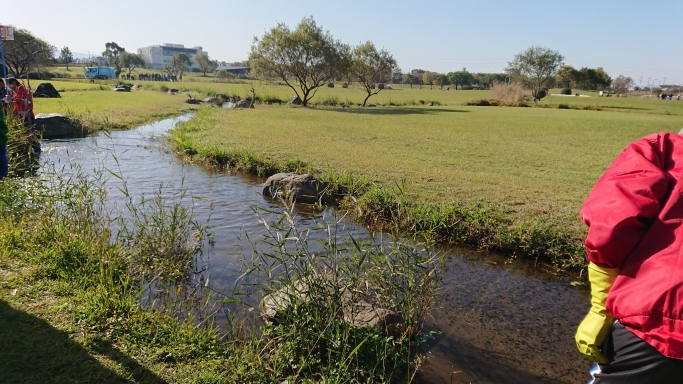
84 66 116 80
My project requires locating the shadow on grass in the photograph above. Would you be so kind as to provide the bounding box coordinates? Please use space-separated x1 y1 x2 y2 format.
603 106 653 111
0 300 167 384
318 107 469 115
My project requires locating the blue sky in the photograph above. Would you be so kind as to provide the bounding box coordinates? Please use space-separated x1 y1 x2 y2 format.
3 0 682 86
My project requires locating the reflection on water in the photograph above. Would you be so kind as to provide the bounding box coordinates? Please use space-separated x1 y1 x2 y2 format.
40 115 590 383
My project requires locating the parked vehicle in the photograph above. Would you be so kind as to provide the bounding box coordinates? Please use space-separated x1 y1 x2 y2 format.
84 66 116 80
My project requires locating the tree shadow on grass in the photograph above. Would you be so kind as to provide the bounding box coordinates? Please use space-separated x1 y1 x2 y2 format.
0 300 167 384
603 106 653 111
317 107 469 115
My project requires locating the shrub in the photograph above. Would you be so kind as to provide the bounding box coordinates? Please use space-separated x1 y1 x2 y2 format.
377 83 385 90
159 85 169 92
342 83 349 88
560 88 572 95
216 70 235 79
490 82 525 105
557 103 570 109
327 82 334 88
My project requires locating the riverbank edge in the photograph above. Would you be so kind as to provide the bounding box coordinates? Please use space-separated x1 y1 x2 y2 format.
65 105 202 134
168 110 587 272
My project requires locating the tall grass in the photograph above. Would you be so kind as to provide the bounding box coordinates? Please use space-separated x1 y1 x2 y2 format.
231 202 442 382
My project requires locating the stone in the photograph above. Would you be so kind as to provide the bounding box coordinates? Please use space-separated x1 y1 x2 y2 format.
112 86 130 92
327 82 334 88
203 97 217 103
262 173 328 204
366 104 377 107
185 98 201 104
261 278 398 330
426 102 433 106
33 83 60 98
287 95 302 105
34 113 87 139
168 89 179 95
418 100 425 105
235 99 253 108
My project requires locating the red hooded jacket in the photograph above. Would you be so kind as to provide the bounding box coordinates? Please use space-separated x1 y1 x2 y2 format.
581 132 683 359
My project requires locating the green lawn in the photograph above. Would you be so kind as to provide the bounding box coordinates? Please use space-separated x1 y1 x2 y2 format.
171 100 683 246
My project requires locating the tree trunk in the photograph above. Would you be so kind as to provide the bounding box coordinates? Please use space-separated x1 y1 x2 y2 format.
363 93 371 107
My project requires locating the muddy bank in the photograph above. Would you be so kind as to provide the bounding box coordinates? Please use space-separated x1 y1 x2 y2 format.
417 248 592 384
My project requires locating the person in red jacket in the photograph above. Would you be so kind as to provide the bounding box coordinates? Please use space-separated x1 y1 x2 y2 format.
576 132 683 382
7 78 34 126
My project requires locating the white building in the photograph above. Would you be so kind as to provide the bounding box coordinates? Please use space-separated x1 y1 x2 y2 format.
137 43 207 70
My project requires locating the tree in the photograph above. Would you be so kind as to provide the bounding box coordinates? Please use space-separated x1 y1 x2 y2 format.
402 73 419 88
508 46 564 101
193 53 215 76
2 28 55 77
556 65 577 88
422 71 443 90
59 46 74 71
348 41 397 106
120 52 146 77
249 16 349 107
446 71 473 90
165 53 191 80
612 75 634 95
102 42 125 77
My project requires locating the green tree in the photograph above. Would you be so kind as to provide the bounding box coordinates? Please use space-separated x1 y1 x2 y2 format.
594 67 612 90
348 41 397 106
59 46 74 71
422 71 443 90
556 65 577 88
402 73 419 88
193 53 215 76
249 16 349 107
165 53 191 80
120 52 146 77
508 46 564 101
446 71 474 90
2 28 55 77
102 42 126 77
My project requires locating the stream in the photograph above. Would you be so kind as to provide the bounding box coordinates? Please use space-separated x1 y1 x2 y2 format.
41 114 592 384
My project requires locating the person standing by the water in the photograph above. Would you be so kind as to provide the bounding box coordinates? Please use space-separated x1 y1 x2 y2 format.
576 132 683 382
7 78 34 126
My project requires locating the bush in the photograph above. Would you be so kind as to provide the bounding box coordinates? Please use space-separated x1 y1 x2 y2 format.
557 103 570 109
216 70 235 80
560 88 572 95
327 82 334 88
490 82 525 105
342 83 349 88
377 83 385 90
159 85 169 92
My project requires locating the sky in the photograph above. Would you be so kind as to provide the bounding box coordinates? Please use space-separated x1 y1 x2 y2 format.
2 0 682 86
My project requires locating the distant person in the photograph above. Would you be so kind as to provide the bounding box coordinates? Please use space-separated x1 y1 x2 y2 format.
0 103 7 180
7 78 34 126
576 132 683 382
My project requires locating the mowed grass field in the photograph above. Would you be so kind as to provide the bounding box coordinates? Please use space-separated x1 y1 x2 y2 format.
23 75 683 243
171 98 683 241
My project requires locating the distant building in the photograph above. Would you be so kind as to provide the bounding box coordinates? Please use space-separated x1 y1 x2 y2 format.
215 64 250 78
137 44 207 70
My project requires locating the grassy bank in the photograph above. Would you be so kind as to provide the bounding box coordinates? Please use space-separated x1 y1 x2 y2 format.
170 103 683 270
0 148 437 382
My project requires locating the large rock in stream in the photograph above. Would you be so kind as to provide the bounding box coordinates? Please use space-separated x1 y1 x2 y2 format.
262 173 329 204
261 278 398 330
34 113 87 139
